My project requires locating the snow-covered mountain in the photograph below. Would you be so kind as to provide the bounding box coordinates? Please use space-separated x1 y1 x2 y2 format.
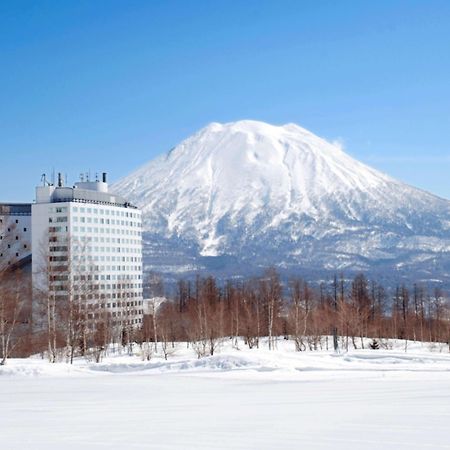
113 120 450 285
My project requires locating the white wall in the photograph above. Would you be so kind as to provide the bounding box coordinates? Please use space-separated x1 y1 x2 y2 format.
31 200 143 328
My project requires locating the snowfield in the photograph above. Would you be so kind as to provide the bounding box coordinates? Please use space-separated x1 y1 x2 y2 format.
1 339 450 449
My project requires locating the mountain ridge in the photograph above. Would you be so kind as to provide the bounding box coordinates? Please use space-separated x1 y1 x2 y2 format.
113 120 450 286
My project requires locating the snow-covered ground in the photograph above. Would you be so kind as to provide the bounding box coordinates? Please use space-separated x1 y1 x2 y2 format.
1 339 449 449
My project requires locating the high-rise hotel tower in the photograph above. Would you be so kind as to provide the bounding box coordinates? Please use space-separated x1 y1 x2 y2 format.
30 173 144 329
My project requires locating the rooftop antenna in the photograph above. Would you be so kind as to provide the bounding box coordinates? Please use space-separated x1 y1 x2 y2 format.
80 173 84 182
51 168 55 186
65 173 68 186
41 173 52 186
95 172 99 182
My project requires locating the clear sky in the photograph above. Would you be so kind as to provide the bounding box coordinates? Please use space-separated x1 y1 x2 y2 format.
1 1 449 202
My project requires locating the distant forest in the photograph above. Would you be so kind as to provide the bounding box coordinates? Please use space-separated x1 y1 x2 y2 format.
145 269 449 357
1 268 449 364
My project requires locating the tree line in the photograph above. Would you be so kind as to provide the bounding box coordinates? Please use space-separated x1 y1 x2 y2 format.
1 266 449 364
142 270 449 359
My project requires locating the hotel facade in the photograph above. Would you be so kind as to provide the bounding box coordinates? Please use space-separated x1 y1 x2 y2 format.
2 173 144 333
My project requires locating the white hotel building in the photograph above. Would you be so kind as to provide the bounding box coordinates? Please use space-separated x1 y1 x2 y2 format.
31 173 144 328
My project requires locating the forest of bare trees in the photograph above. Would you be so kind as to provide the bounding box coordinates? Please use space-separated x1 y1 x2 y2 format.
141 270 450 358
31 232 124 364
1 265 449 364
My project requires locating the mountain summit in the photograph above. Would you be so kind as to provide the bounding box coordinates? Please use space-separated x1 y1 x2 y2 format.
113 120 450 284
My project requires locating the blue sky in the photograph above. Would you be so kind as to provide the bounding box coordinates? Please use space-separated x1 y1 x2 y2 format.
1 1 449 202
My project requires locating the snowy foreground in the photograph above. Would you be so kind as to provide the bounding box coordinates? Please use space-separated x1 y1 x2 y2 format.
1 340 450 450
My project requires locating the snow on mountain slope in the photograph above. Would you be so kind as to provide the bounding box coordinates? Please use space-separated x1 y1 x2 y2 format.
113 120 450 283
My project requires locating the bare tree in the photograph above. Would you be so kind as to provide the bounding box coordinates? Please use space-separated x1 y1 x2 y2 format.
288 277 308 351
0 268 30 364
259 269 282 350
